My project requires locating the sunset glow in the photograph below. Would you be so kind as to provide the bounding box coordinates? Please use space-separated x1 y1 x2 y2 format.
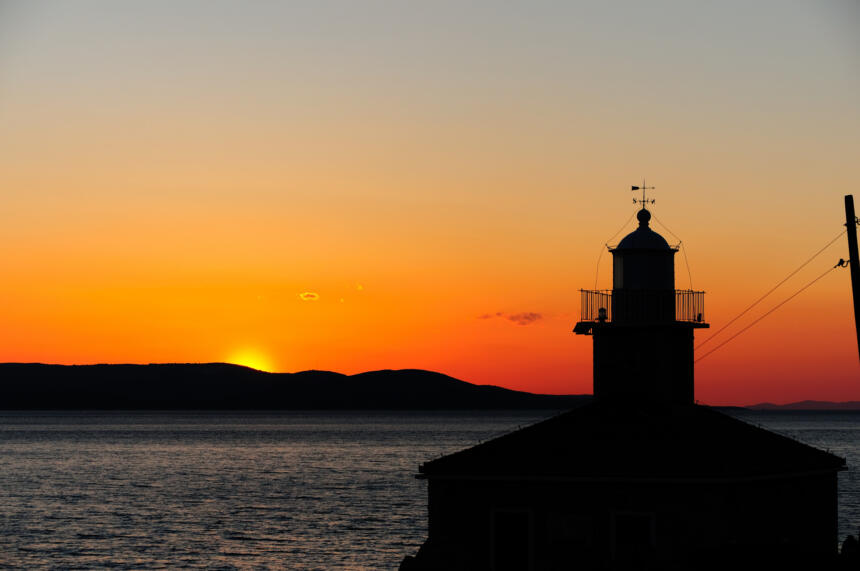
0 1 857 405
228 349 275 373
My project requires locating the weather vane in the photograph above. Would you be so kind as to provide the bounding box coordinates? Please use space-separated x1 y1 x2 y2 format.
631 179 655 208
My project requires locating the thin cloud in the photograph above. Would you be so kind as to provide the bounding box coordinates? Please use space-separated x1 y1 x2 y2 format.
478 311 543 325
507 312 542 326
299 292 320 301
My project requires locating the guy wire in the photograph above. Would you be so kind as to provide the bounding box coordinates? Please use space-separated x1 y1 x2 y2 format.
594 212 636 290
652 214 693 290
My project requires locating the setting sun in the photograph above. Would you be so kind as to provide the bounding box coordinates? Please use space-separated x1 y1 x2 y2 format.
228 349 275 373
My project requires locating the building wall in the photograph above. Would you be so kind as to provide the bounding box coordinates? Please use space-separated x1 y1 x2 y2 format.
422 473 837 570
592 324 695 404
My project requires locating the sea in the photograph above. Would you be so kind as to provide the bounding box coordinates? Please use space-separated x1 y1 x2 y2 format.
0 410 857 569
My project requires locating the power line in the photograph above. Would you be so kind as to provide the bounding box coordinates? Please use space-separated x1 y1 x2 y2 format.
695 264 838 363
695 229 846 351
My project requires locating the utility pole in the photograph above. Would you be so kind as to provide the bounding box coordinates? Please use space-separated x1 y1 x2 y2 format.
845 195 860 362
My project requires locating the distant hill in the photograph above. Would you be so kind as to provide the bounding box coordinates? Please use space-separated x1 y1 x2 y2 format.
0 363 591 410
747 400 860 411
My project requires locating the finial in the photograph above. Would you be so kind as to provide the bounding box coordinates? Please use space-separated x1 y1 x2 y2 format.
631 179 656 209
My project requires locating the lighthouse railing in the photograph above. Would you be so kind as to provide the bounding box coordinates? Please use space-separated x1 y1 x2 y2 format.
579 289 705 324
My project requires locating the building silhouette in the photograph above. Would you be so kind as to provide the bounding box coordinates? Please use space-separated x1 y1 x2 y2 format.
401 204 845 570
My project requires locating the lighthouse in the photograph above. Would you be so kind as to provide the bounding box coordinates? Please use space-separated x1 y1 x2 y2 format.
574 194 708 403
401 187 845 571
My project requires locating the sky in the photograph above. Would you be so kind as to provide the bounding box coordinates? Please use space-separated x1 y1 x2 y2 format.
0 0 858 405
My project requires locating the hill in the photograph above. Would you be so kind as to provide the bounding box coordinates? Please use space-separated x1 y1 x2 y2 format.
747 400 860 411
0 363 590 410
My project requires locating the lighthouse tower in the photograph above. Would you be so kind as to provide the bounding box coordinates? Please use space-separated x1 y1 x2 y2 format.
574 194 708 404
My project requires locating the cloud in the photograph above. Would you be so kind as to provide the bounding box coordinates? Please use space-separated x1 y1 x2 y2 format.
507 312 542 325
477 311 543 325
299 291 319 301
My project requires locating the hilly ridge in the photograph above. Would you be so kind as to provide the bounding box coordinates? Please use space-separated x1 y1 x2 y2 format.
747 400 860 411
0 363 590 410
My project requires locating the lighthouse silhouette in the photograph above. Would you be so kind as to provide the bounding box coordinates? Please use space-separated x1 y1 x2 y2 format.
401 190 845 571
574 201 708 404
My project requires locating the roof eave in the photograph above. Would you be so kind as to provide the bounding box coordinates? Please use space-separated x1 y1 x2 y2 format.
418 467 845 484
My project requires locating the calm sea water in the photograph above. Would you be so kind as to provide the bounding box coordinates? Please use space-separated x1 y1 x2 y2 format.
0 410 856 569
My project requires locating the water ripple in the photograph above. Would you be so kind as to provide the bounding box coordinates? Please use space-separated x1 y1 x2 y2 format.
0 410 857 568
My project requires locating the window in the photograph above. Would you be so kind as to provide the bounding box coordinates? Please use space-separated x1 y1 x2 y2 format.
548 513 593 546
492 510 531 571
612 511 656 563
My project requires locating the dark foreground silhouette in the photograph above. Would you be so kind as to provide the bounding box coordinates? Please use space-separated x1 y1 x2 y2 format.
0 363 590 410
400 399 850 571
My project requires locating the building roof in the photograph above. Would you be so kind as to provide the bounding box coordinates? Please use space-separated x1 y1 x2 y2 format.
419 401 845 481
614 208 674 251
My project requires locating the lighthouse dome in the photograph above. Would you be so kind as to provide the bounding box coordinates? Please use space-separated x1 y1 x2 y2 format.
615 208 672 251
610 208 676 292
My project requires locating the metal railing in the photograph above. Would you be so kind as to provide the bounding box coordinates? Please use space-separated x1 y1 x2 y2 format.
579 289 705 324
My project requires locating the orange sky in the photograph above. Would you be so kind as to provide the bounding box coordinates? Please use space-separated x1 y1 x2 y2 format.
0 1 858 405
